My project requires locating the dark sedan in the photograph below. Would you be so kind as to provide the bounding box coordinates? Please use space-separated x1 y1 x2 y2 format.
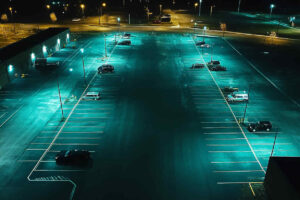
55 150 90 164
248 121 272 132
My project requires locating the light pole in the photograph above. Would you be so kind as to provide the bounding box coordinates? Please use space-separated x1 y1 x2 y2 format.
203 26 207 42
210 5 215 16
117 17 120 35
194 3 198 18
194 22 197 35
199 0 202 17
104 34 107 58
80 48 87 85
56 76 64 120
98 2 106 25
270 4 275 18
80 4 85 18
159 4 162 15
237 0 241 13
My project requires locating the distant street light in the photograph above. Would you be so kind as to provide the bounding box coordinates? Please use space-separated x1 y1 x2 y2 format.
98 2 106 25
198 0 202 16
8 7 13 16
270 4 275 18
80 48 87 85
159 4 162 15
8 64 14 72
194 22 197 34
80 4 85 18
237 0 241 13
210 5 215 17
46 5 51 10
194 3 198 17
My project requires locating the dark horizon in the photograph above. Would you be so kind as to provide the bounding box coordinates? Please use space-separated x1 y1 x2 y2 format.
1 0 300 18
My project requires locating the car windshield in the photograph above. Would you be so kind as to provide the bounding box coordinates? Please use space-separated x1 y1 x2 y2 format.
64 150 71 157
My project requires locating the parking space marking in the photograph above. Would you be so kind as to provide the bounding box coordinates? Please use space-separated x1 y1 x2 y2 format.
202 127 240 129
0 112 7 119
211 161 258 164
207 143 291 146
213 170 264 173
217 182 263 185
204 132 242 135
34 169 86 172
0 105 24 128
61 131 103 134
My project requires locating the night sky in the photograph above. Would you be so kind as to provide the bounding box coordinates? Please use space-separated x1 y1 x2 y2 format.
1 0 299 17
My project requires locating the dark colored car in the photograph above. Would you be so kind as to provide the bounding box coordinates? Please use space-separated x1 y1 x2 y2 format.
191 63 205 69
98 64 114 73
153 20 161 24
118 40 131 45
55 150 90 164
222 86 239 93
248 121 272 132
196 41 205 46
208 65 226 71
123 33 131 39
207 60 221 66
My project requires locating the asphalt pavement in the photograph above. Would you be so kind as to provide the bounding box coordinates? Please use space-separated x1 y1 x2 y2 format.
1 32 300 199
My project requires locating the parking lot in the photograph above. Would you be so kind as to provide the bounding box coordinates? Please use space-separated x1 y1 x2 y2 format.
1 32 300 199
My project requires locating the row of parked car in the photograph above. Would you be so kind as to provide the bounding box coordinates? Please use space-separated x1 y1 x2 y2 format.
192 40 273 133
55 34 133 165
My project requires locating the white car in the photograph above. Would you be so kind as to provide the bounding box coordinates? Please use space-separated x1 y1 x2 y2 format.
226 91 248 103
82 92 101 100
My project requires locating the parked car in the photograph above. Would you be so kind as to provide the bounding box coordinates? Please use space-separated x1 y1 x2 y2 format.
208 65 226 71
200 44 210 48
82 91 101 100
226 91 248 103
248 121 272 132
196 41 205 46
55 150 90 164
123 33 131 39
207 60 221 66
98 64 114 73
222 86 239 93
118 40 131 45
35 58 59 70
191 63 205 69
153 20 161 24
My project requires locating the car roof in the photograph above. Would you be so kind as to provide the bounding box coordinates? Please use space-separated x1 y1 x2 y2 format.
233 91 247 95
86 92 100 95
259 121 271 124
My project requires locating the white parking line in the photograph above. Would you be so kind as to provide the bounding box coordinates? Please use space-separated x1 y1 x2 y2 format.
0 112 7 119
214 170 264 173
217 181 263 185
204 132 242 135
34 169 86 172
211 161 258 164
202 127 240 129
207 143 291 146
61 131 103 134
224 38 300 110
0 105 24 128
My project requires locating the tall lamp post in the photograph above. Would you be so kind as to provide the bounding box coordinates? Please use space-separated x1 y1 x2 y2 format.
270 4 275 18
198 0 202 17
117 17 120 35
203 26 207 42
237 0 242 13
194 3 198 18
98 2 106 25
80 48 87 85
80 4 85 18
